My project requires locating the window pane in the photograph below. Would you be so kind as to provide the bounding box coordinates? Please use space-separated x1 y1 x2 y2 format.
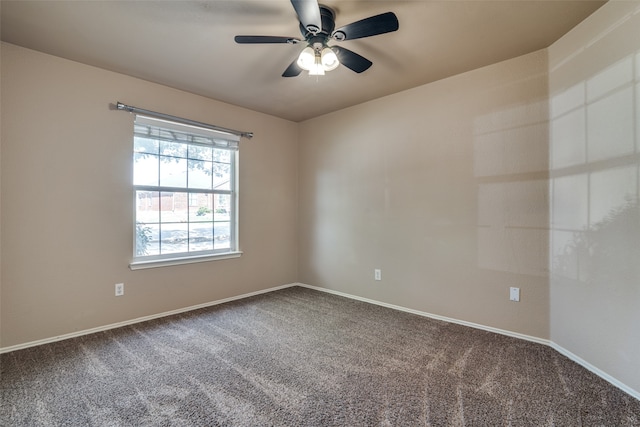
159 157 187 188
214 194 231 220
213 149 231 164
189 145 213 161
134 153 159 186
136 191 159 224
188 159 213 190
134 137 159 154
160 192 188 223
160 223 188 254
137 223 159 256
214 222 231 250
159 140 187 158
189 222 213 251
135 223 151 256
213 163 231 190
189 193 213 222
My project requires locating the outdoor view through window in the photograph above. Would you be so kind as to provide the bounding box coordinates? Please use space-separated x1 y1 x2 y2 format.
132 116 238 265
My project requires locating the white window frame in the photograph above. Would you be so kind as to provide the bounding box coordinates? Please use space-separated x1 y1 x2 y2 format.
130 116 241 270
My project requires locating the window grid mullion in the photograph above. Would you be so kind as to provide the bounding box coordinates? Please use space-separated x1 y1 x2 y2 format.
134 185 231 195
186 144 190 252
156 150 162 255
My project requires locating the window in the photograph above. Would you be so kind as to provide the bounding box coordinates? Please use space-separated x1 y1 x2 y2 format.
131 116 240 269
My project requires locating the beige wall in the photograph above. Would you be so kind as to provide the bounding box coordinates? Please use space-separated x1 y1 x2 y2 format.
0 43 298 348
548 1 640 394
298 50 550 339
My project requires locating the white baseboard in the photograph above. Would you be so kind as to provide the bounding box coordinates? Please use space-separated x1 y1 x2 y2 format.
550 342 640 401
0 283 298 354
295 283 549 345
296 283 640 401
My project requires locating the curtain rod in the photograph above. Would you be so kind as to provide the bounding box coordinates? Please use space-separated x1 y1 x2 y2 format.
115 102 253 140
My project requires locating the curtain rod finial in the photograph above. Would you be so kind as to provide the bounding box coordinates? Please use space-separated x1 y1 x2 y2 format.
115 102 134 113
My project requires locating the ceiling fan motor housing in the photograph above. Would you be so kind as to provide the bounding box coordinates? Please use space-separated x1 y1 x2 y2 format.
300 5 336 41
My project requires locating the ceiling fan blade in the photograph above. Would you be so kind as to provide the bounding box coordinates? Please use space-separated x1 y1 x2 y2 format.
332 46 372 73
282 59 303 77
332 12 399 41
290 0 322 35
235 36 300 44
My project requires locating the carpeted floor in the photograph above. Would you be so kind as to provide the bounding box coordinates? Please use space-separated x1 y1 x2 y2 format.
1 286 639 426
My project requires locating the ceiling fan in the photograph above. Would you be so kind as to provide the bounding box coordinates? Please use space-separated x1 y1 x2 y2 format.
234 0 399 77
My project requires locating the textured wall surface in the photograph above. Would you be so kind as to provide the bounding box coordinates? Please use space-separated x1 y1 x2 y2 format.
548 1 640 394
0 43 299 348
298 50 550 339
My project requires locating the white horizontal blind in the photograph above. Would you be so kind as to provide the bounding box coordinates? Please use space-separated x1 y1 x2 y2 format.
134 115 240 150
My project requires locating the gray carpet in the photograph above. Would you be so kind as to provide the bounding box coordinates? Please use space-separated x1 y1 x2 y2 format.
1 286 639 426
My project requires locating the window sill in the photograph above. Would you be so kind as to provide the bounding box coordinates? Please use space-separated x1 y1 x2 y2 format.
129 251 243 270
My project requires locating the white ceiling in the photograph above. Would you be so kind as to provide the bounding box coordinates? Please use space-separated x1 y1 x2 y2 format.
1 0 605 122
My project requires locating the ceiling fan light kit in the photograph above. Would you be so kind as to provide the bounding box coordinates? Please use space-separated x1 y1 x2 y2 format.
296 43 339 75
234 0 399 78
321 47 339 70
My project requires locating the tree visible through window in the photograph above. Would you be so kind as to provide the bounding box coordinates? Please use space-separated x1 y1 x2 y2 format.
132 116 238 263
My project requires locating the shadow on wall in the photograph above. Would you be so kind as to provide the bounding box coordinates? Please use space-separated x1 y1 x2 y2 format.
550 51 640 286
553 196 639 285
473 78 550 278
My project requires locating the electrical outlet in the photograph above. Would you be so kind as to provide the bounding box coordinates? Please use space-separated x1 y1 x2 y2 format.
115 283 124 297
374 269 382 281
510 287 520 302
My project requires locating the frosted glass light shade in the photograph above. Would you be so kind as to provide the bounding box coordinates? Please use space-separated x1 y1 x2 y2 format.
297 47 315 71
321 47 339 71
